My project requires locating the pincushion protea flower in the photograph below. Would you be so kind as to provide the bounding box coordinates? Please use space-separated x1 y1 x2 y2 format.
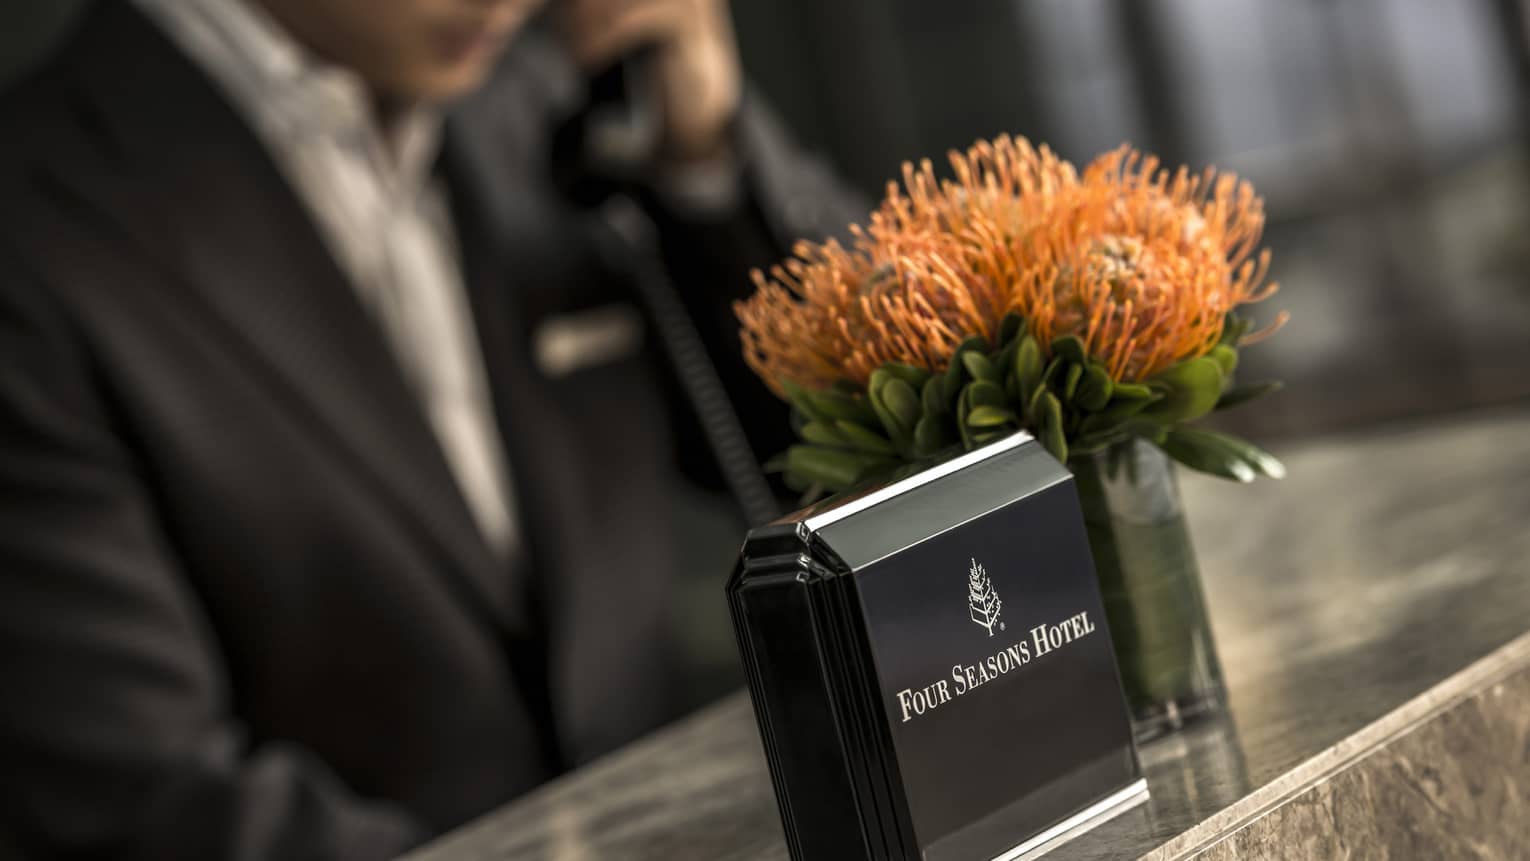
1022 147 1284 382
737 136 1074 393
736 135 1288 497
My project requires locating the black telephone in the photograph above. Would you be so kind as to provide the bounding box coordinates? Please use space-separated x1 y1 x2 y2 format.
585 48 665 171
553 50 781 526
552 48 663 207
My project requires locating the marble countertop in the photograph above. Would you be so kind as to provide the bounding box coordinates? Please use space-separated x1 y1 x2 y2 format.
405 405 1530 860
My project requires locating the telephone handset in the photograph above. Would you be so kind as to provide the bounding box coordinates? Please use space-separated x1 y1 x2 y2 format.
584 47 665 170
552 48 781 526
553 47 664 208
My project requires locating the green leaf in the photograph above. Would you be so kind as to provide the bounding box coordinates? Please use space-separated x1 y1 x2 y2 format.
1074 363 1113 412
961 350 1000 384
1070 427 1130 456
998 312 1024 347
1220 313 1253 346
881 362 932 391
956 388 974 451
921 376 948 417
1036 392 1067 463
972 430 1008 445
1112 382 1156 401
1243 444 1286 480
1160 430 1255 483
1071 414 1171 455
956 335 989 356
1208 344 1238 376
1062 363 1084 402
806 388 878 426
1075 413 1114 439
881 378 921 429
870 392 913 456
789 407 810 436
1215 380 1284 412
785 445 888 491
993 339 1019 388
1140 357 1224 424
941 354 967 403
1160 426 1285 482
835 420 897 455
1128 418 1169 446
781 379 829 424
1013 335 1043 406
761 451 790 473
966 405 1017 428
914 415 952 458
1051 334 1087 366
1175 427 1285 479
1025 379 1048 425
1080 382 1162 433
1040 356 1061 388
782 469 814 493
965 380 1008 409
868 368 892 400
799 421 848 447
948 335 990 393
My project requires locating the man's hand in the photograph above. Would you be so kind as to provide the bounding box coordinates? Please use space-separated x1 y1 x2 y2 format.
559 0 743 163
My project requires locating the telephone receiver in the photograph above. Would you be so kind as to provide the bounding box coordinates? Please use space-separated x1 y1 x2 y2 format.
553 46 665 208
550 43 782 525
584 45 664 171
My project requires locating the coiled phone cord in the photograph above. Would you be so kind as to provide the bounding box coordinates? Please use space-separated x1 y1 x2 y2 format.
591 197 780 527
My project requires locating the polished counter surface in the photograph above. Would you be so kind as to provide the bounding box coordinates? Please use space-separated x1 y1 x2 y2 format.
406 406 1530 860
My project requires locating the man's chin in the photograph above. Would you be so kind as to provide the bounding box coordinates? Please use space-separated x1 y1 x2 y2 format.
381 63 498 106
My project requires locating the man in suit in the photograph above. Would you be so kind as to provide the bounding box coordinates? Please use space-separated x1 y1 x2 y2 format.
0 0 858 857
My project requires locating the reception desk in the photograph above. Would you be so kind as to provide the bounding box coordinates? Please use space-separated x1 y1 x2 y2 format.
405 406 1530 859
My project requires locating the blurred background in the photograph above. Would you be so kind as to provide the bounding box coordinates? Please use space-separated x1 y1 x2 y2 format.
6 0 1529 708
731 0 1530 439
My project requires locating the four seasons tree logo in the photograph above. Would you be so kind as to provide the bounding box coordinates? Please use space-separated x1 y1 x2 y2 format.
967 559 1002 637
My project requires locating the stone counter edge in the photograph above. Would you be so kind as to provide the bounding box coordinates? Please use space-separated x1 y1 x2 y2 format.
1142 629 1530 859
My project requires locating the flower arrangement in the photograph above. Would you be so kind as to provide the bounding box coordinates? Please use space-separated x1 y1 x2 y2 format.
736 135 1289 498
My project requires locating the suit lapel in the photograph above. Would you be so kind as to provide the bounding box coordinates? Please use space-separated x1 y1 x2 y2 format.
438 129 578 640
441 124 685 764
50 4 523 634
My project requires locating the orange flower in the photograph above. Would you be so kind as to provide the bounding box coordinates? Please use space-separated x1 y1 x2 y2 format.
735 136 1283 396
1019 147 1284 381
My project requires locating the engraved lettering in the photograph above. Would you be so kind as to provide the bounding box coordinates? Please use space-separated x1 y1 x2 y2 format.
1005 643 1027 667
1031 624 1052 657
897 609 1098 724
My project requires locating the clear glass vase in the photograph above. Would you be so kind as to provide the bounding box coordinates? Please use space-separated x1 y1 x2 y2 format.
1069 437 1226 742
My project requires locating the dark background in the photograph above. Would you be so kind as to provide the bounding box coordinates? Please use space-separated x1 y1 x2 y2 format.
5 0 1529 708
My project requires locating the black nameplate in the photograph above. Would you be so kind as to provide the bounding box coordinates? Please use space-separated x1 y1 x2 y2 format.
729 433 1145 860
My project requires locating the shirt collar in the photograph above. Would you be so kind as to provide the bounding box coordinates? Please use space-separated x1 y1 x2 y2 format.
132 0 443 193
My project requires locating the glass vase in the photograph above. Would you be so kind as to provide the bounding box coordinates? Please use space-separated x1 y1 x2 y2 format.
1069 437 1226 742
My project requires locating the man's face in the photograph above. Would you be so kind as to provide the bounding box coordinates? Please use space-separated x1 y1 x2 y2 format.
259 0 546 103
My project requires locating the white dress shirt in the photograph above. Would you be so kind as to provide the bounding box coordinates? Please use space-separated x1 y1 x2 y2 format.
133 0 518 556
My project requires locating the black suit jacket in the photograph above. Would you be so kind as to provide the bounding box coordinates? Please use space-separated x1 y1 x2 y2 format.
0 4 860 858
